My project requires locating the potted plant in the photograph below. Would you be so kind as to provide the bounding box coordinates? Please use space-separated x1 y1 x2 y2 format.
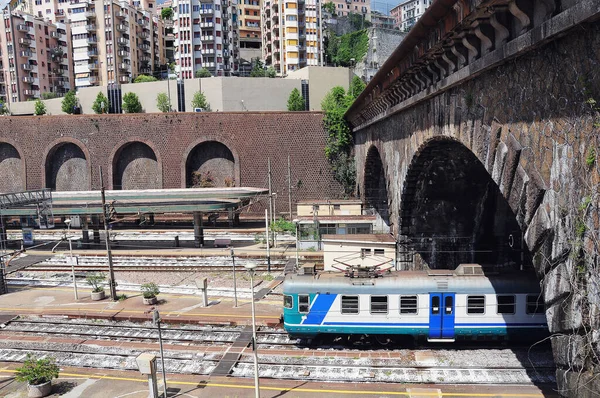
141 282 160 305
86 273 106 301
15 354 59 398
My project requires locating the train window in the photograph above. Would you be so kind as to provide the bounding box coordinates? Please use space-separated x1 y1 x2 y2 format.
298 295 310 313
526 295 545 314
445 296 453 315
400 295 418 314
497 295 515 314
341 295 359 314
370 296 388 314
467 296 485 314
284 295 293 309
374 249 385 256
361 248 372 256
431 296 440 314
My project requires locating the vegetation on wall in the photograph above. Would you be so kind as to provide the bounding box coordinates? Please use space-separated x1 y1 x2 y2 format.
321 76 366 196
92 92 110 114
325 29 369 67
287 88 305 111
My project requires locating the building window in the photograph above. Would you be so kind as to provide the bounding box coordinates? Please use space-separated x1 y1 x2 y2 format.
361 248 371 256
298 294 309 313
341 295 359 314
370 296 388 314
374 249 384 256
284 295 293 309
467 295 485 314
526 295 545 314
497 295 515 314
333 204 340 210
400 295 418 314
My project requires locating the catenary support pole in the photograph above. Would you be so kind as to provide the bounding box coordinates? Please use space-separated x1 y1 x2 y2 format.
99 167 117 301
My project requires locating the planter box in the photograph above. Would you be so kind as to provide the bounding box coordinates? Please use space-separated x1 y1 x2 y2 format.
91 290 106 301
143 296 157 305
28 381 52 398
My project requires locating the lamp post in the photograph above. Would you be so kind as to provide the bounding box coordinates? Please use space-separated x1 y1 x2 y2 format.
64 219 78 300
244 262 260 398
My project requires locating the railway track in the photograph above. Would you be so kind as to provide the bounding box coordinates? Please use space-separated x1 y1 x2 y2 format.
0 317 557 385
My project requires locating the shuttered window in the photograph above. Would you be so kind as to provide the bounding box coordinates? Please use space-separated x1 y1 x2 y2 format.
467 295 485 314
400 295 418 314
341 295 359 314
370 296 388 314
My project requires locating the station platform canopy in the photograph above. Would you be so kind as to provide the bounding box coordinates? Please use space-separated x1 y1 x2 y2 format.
0 188 268 216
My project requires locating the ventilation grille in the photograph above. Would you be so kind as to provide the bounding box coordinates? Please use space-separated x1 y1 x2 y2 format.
436 280 448 290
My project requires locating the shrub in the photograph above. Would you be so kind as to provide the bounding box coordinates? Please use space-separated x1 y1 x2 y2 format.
122 92 143 113
195 68 212 78
160 7 173 20
271 217 296 234
141 282 160 299
15 354 59 385
156 92 171 112
86 273 105 293
117 294 128 301
191 171 215 187
133 75 158 83
0 99 9 115
92 92 110 114
287 88 305 111
61 89 78 114
191 91 211 111
41 92 58 100
34 99 46 115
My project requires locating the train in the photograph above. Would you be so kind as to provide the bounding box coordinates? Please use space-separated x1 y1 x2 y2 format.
282 264 549 342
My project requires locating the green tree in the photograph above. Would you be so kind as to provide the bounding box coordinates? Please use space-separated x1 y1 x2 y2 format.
287 88 305 111
0 100 9 115
249 58 266 77
327 29 368 67
160 6 173 20
348 75 366 100
92 92 110 114
122 92 143 113
133 74 158 83
266 66 276 78
195 68 212 78
34 99 46 115
156 92 171 112
61 89 78 114
191 91 211 111
323 1 335 14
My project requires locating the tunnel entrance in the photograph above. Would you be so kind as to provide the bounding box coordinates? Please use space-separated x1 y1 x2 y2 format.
363 146 390 228
400 138 528 269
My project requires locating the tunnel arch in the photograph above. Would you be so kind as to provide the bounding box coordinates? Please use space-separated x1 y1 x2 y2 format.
0 141 25 193
183 140 237 188
363 145 390 228
44 139 91 191
399 137 527 269
111 140 162 190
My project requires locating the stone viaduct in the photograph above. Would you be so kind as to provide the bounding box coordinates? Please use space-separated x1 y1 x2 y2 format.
347 0 599 395
0 112 342 212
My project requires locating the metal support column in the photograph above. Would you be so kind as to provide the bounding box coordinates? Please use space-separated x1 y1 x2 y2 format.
193 212 204 248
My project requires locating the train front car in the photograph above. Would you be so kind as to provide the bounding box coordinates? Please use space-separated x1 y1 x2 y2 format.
282 264 549 343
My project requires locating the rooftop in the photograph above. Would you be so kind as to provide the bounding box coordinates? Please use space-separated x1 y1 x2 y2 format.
322 234 396 243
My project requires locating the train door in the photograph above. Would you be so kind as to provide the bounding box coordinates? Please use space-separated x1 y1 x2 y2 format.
428 293 455 341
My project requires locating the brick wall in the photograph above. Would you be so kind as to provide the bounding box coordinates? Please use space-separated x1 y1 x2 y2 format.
0 112 343 213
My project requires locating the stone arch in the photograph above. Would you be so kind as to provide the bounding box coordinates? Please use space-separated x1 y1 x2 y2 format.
399 136 527 269
363 145 390 228
111 140 162 190
0 141 25 192
182 140 239 188
43 139 91 191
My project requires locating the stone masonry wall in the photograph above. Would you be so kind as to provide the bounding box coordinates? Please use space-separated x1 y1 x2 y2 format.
354 22 600 397
0 112 343 214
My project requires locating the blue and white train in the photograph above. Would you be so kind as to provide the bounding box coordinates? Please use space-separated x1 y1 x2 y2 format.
282 264 549 342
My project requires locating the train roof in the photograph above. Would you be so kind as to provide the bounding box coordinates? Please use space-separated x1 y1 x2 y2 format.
283 269 542 295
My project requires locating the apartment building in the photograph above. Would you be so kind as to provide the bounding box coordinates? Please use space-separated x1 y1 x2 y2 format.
0 10 73 104
370 11 395 29
393 0 432 32
173 0 238 78
262 0 321 75
389 2 401 29
330 0 369 18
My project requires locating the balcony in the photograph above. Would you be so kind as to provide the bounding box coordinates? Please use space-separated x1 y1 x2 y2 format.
201 48 215 55
54 80 65 87
139 31 150 39
116 24 127 32
19 38 31 46
200 22 214 28
52 68 64 76
23 89 36 96
199 8 214 14
22 76 34 84
50 31 59 39
88 76 99 84
117 37 128 46
119 75 129 83
117 50 130 57
19 50 32 58
85 10 96 18
88 62 99 69
88 50 99 57
88 37 97 44
201 35 214 41
139 44 150 52
115 11 128 18
21 64 33 71
139 56 150 62
17 24 30 32
119 63 129 70
86 24 97 31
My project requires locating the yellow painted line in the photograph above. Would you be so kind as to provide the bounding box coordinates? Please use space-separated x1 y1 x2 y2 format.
0 307 276 319
0 369 546 396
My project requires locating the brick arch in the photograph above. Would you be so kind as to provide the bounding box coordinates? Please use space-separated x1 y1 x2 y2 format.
0 140 26 193
109 139 163 190
399 136 527 269
363 144 390 227
42 138 91 191
181 138 241 188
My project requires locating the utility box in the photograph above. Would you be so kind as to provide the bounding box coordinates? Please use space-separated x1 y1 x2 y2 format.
136 353 157 375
